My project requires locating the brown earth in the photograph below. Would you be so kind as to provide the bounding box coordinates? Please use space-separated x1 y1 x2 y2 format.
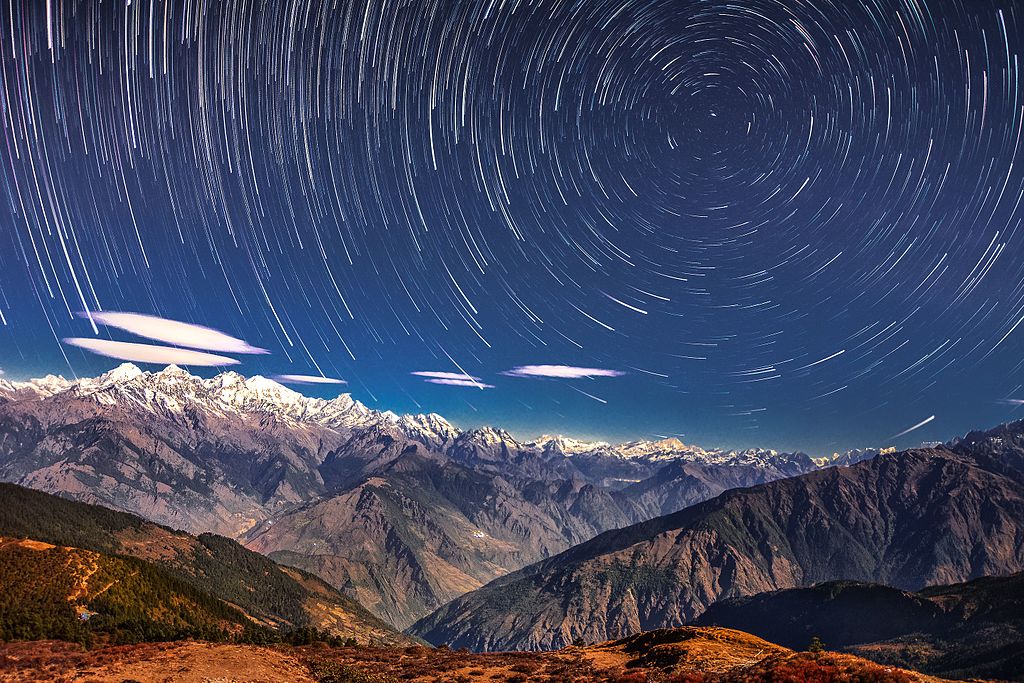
0 641 315 683
0 629 955 683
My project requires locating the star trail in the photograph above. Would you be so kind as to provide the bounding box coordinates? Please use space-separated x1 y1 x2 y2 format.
1 0 1023 452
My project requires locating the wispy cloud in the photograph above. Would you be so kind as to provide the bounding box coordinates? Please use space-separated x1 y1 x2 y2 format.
424 378 495 388
64 338 239 367
502 364 626 379
412 370 492 388
274 374 347 385
412 371 483 381
84 312 267 354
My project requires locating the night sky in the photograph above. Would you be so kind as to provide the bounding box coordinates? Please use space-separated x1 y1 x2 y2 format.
1 0 1023 453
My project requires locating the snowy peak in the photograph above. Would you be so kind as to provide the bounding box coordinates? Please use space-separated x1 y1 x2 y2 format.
1 373 73 397
530 435 611 455
618 438 712 461
1 364 887 473
98 362 145 384
0 364 460 450
213 373 305 411
397 413 460 448
2 363 378 433
529 436 839 473
459 426 521 450
815 446 897 468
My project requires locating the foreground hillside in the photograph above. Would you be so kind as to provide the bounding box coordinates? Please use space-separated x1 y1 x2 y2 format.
0 484 412 646
411 423 1024 651
0 537 255 645
0 628 944 683
697 573 1024 681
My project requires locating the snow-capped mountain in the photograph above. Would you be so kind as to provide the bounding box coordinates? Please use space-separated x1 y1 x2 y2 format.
0 363 451 445
529 435 612 455
0 363 891 479
530 435 831 474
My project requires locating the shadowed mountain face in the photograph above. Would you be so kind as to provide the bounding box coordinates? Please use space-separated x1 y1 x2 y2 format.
410 424 1024 652
697 582 946 649
247 451 812 628
246 449 632 628
0 365 838 627
0 483 414 646
694 573 1024 681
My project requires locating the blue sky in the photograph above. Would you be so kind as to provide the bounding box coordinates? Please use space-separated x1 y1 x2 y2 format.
1 0 1023 454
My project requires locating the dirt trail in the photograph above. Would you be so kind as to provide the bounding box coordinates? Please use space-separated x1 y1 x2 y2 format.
67 557 99 603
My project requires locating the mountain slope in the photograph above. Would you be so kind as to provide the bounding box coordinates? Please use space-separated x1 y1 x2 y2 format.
695 573 1024 681
410 429 1024 651
0 536 255 645
249 430 820 628
0 484 413 646
246 447 633 628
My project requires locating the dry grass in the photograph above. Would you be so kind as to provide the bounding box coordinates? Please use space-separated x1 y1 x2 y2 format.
0 628 959 683
292 628 949 683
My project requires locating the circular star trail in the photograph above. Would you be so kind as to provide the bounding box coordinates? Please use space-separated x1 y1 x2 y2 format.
1 0 1023 451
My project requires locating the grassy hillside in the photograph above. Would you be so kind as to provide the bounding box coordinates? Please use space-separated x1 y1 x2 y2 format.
0 484 414 647
0 537 250 646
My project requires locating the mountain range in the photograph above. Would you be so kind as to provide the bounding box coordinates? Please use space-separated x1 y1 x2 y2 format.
0 364 876 627
409 426 1024 651
3 364 1024 680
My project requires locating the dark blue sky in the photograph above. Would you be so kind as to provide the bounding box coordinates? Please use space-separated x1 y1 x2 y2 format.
2 0 1024 454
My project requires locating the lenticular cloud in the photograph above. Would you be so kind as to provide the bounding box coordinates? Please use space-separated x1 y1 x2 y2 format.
412 371 492 388
425 378 495 388
64 338 239 366
275 374 347 385
503 365 625 379
412 371 483 381
84 312 267 354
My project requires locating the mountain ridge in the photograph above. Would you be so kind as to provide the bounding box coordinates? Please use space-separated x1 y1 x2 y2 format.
0 363 887 469
409 426 1024 651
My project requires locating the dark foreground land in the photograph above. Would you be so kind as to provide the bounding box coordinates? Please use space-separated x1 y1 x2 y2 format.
0 628 954 683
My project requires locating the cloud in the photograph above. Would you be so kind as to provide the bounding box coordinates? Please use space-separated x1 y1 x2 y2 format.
424 378 495 388
412 371 483 381
502 364 626 379
64 338 239 367
274 374 347 385
83 312 268 354
412 370 492 389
